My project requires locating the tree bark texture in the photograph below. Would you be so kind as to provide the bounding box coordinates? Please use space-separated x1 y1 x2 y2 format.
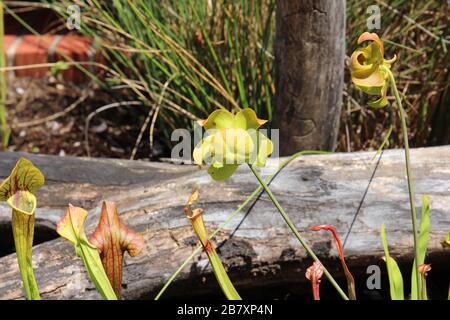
273 0 346 155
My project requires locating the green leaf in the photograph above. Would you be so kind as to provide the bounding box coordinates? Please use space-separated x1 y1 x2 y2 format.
57 205 117 300
381 224 404 300
411 194 431 300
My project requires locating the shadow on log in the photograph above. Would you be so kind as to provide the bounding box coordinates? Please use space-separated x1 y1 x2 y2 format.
0 147 449 299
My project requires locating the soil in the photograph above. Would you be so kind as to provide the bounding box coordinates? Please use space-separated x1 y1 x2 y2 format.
4 77 169 160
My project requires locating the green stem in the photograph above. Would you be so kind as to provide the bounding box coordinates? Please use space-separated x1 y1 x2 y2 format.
248 164 349 301
388 70 421 300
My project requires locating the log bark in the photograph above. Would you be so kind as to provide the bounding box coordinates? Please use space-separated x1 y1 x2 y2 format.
273 0 346 155
0 147 449 299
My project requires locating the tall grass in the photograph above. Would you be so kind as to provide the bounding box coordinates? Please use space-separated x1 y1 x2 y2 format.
8 0 450 154
46 0 275 149
0 3 10 149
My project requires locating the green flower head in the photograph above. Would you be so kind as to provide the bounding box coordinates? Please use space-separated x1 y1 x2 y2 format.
193 108 273 180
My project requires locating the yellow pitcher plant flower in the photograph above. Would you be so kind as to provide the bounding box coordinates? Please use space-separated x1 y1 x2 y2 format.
350 32 396 108
193 108 273 180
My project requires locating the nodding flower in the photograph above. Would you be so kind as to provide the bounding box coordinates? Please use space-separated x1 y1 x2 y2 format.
310 224 357 300
193 108 273 181
350 32 396 108
305 261 324 300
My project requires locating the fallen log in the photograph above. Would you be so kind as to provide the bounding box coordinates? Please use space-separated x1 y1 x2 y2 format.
0 147 449 299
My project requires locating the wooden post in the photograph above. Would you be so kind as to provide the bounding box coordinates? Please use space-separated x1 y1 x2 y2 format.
273 0 345 155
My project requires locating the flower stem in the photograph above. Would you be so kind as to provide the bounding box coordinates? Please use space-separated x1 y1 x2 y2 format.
388 69 421 300
248 164 349 300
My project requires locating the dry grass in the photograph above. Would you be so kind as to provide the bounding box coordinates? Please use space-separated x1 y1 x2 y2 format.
5 0 450 156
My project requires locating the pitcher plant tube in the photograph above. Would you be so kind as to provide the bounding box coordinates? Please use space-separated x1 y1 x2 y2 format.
310 225 356 300
193 108 348 300
0 158 44 299
89 201 144 298
350 32 421 299
184 190 241 300
57 205 117 300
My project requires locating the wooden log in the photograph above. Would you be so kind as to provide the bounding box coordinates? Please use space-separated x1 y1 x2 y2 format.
0 147 449 299
272 0 346 155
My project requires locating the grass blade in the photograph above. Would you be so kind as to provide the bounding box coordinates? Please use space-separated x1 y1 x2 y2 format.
381 224 404 300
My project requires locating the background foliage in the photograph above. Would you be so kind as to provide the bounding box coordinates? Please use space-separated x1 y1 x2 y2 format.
5 0 450 156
